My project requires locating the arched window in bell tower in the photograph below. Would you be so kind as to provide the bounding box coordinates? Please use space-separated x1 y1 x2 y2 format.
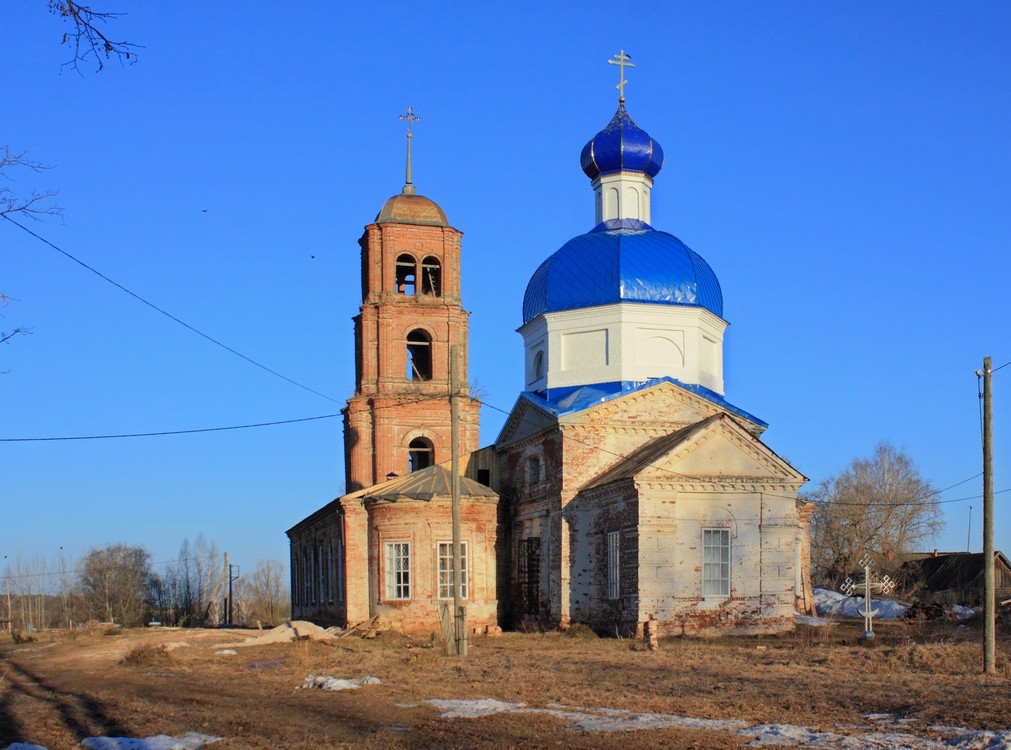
406 329 433 381
421 256 442 296
408 437 434 472
396 254 417 295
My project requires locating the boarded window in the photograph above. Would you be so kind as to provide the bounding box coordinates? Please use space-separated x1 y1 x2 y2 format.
385 542 411 600
437 542 468 599
525 456 541 484
396 254 416 295
421 256 442 296
703 529 730 597
406 329 433 380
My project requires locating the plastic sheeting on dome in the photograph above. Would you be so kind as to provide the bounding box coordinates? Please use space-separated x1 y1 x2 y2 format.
522 229 723 324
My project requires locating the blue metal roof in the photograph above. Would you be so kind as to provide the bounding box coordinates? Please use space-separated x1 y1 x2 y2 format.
521 378 767 427
580 104 664 180
522 228 723 324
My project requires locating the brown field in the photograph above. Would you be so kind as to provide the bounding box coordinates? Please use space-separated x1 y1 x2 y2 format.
1 620 1010 749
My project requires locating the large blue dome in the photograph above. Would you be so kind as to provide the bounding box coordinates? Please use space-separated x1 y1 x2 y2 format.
580 103 664 180
522 227 723 324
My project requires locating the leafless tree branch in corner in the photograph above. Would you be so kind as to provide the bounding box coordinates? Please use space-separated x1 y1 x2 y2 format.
50 0 141 72
0 146 62 221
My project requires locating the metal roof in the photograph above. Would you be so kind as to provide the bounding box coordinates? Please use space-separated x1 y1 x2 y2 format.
522 229 723 324
580 103 664 180
361 464 497 503
519 377 767 427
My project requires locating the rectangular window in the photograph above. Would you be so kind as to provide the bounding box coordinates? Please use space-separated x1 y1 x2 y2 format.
607 531 620 599
702 529 730 597
336 536 346 603
385 542 411 600
437 542 468 599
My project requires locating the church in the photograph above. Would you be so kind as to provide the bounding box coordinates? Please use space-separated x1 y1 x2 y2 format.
287 56 814 638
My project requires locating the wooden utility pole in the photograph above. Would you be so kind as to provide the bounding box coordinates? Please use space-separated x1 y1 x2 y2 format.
450 345 467 656
982 356 995 673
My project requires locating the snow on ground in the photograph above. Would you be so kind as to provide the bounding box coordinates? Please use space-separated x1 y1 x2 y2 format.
300 674 381 691
2 734 219 750
412 699 1011 748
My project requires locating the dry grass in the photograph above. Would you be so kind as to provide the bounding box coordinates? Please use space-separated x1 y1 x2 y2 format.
1 620 1009 749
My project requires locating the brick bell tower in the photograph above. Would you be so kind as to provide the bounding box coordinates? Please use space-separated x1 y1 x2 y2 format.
343 108 481 492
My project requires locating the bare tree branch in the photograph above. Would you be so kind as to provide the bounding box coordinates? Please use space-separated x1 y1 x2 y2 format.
0 147 62 220
50 1 141 72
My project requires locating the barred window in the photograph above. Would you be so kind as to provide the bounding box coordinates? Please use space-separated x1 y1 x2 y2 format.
607 531 620 600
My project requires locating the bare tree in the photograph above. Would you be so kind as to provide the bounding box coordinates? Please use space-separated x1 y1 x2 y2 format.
164 536 223 626
235 560 289 627
49 1 140 72
77 544 152 625
809 442 943 588
0 147 60 222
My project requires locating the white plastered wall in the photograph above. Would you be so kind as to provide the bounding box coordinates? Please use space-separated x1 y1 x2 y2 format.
520 303 728 394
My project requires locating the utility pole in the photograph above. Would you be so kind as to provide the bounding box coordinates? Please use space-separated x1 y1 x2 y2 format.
981 356 995 673
449 344 467 656
228 564 240 626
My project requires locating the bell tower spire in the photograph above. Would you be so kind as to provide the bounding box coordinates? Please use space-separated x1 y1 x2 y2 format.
398 106 421 196
342 111 481 492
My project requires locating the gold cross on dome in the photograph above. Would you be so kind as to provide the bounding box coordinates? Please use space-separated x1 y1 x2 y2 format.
608 50 635 103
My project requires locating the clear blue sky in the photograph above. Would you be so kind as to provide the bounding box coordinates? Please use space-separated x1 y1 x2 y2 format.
4 2 1010 579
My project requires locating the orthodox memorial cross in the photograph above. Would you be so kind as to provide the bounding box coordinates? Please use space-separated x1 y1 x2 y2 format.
841 553 896 639
609 50 635 103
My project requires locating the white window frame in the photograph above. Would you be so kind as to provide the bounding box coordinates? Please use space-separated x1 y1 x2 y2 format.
437 541 468 599
702 528 730 597
607 531 620 600
384 542 411 600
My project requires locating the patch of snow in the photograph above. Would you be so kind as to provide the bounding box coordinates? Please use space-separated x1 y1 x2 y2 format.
4 744 49 750
300 675 381 691
425 698 523 718
214 649 237 655
794 614 836 627
814 587 908 619
416 698 1011 748
79 733 220 750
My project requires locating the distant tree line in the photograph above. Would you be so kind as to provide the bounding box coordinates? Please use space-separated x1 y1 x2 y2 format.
2 537 289 631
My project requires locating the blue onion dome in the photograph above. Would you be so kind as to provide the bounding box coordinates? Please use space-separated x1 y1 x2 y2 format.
522 228 723 324
580 103 664 180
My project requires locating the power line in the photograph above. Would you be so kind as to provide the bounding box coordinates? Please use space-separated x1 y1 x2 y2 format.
2 214 338 403
0 414 340 442
0 396 445 442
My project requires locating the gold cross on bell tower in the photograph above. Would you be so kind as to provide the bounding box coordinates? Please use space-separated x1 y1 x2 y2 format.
608 50 635 104
398 106 422 195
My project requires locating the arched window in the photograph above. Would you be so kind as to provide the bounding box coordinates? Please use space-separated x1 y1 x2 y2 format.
533 351 545 380
409 437 434 472
396 254 417 295
525 456 541 484
406 329 432 380
421 256 442 296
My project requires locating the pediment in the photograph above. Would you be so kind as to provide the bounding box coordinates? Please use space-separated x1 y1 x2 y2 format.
563 380 762 435
642 417 803 484
583 413 804 490
495 395 558 449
